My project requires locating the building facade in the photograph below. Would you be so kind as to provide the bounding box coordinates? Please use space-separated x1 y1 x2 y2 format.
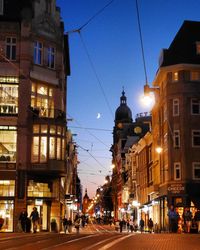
0 0 70 232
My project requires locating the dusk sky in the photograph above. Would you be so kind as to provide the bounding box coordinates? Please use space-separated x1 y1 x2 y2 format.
57 0 200 198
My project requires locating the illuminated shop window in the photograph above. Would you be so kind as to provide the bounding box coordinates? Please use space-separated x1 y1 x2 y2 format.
0 82 18 115
27 181 52 197
0 200 14 232
31 83 54 118
0 126 17 162
0 180 15 196
32 124 65 163
172 72 178 82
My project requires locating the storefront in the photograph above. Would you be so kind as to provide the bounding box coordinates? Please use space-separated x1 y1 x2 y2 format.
0 180 15 232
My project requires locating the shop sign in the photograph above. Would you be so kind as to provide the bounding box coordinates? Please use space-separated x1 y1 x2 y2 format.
168 183 185 194
35 199 43 205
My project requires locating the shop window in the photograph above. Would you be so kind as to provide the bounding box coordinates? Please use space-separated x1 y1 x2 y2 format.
49 137 56 159
174 162 181 180
0 180 15 196
191 99 200 115
31 83 54 118
34 41 43 65
0 126 17 162
0 81 18 115
173 99 179 116
6 37 16 61
192 163 200 180
27 181 52 197
47 47 55 69
192 130 200 147
0 200 14 232
173 130 180 148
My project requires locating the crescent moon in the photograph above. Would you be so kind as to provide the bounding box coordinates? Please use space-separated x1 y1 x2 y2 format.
97 113 101 119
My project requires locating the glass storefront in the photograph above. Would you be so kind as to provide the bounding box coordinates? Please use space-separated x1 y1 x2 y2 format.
0 201 14 232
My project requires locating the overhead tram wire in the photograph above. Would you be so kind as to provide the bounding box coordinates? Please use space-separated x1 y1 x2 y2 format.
77 144 108 171
135 0 148 86
68 126 112 132
67 113 110 148
66 0 115 120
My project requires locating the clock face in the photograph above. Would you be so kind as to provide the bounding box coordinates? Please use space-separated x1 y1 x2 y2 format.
117 123 123 129
134 126 142 134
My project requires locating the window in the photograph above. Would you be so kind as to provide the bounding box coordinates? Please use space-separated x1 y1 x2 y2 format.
196 42 200 55
173 99 179 116
32 124 65 163
192 130 200 147
193 163 200 180
47 47 55 69
27 181 51 197
34 41 43 65
174 162 181 180
6 37 16 60
31 83 54 118
0 180 15 196
172 72 178 82
0 0 4 15
190 71 200 81
0 126 17 162
148 165 153 183
173 130 180 148
191 99 200 115
148 146 152 163
0 78 18 115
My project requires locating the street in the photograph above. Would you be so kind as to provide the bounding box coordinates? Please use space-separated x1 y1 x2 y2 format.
0 224 200 250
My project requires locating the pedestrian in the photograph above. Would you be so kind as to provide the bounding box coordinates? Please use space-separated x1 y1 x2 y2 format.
194 208 200 233
68 217 72 233
139 218 145 233
30 207 39 233
119 219 123 233
74 217 81 234
19 208 28 232
127 219 130 232
62 216 68 234
183 207 192 233
167 205 178 233
129 219 134 233
148 218 154 233
0 216 4 230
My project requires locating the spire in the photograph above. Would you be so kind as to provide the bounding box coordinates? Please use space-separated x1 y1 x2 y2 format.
120 87 127 105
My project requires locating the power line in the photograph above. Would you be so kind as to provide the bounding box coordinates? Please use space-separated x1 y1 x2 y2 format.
78 32 114 119
135 0 148 85
68 125 112 132
66 0 115 34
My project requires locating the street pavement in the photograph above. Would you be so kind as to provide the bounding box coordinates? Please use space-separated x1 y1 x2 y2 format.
0 224 200 249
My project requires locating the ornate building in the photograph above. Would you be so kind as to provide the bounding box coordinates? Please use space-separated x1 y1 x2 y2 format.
0 0 70 232
111 90 151 219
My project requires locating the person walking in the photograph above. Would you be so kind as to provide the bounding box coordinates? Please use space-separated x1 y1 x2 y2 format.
119 219 124 233
194 208 200 233
19 208 28 232
74 217 81 234
129 219 134 233
183 207 192 233
148 218 154 233
139 218 145 233
62 216 68 234
30 207 39 233
68 217 72 233
167 205 178 233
